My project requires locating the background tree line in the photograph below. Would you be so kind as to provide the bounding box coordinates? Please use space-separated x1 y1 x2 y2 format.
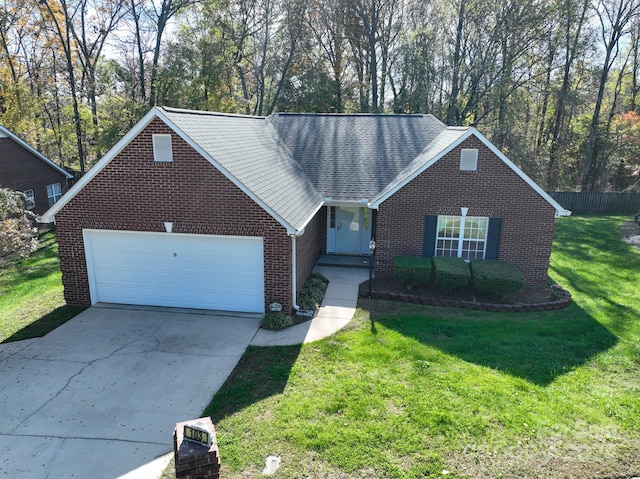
2 0 640 192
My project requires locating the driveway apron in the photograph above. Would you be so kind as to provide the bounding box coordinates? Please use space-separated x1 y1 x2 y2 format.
0 305 261 478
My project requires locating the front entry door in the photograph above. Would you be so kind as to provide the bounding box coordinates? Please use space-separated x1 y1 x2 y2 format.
337 207 361 253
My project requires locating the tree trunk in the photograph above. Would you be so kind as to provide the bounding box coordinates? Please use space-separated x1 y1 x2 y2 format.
42 0 86 173
447 0 466 125
149 0 174 108
548 0 589 190
582 43 614 191
130 0 147 101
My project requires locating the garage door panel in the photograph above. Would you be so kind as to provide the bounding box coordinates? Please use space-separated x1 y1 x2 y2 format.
84 230 265 312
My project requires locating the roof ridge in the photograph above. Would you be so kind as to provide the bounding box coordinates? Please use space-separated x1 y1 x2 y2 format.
271 112 426 118
159 106 265 120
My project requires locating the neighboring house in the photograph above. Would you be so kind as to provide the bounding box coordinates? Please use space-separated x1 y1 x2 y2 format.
41 107 570 314
0 125 73 215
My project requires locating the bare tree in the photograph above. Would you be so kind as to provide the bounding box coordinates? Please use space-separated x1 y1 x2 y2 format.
147 0 200 107
307 0 351 112
547 0 589 189
39 0 87 173
348 0 404 112
71 0 125 131
582 0 640 191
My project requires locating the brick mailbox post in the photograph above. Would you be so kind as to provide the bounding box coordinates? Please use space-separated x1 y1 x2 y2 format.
174 417 221 479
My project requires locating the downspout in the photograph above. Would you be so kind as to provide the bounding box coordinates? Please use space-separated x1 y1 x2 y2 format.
290 234 301 311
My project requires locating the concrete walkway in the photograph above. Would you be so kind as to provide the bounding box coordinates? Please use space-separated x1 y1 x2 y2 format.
251 266 369 346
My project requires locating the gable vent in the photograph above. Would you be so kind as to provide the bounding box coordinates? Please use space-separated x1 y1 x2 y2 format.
460 148 478 171
153 134 173 162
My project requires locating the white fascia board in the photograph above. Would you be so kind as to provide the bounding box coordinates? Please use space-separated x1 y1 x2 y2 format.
155 108 309 235
39 108 161 223
325 199 372 207
370 128 571 217
0 125 73 179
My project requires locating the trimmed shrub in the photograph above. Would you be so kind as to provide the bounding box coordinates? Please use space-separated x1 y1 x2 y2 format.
432 256 471 290
394 256 433 289
470 260 525 296
297 273 329 310
261 312 293 330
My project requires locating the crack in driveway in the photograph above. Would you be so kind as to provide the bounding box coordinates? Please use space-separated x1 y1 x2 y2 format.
1 306 261 478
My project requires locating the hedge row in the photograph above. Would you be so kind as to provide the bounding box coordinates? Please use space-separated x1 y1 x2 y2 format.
394 256 525 296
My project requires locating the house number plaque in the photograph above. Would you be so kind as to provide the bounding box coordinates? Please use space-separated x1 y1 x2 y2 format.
183 421 213 447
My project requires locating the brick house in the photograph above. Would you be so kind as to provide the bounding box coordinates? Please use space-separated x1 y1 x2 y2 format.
41 107 570 314
0 125 73 215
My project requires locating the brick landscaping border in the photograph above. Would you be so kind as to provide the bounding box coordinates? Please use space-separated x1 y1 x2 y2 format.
360 286 572 313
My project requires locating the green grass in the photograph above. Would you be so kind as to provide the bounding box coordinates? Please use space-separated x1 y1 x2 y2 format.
171 216 640 478
0 228 86 342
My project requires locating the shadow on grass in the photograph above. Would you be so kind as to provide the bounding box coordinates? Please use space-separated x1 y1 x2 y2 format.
2 305 88 343
549 216 640 337
363 216 636 386
203 344 302 423
362 299 617 386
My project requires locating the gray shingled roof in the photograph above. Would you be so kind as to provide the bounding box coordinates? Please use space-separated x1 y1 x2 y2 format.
267 113 447 201
159 107 323 232
41 107 569 226
160 109 452 229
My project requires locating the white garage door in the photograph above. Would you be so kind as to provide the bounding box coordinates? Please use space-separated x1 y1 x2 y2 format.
83 230 264 312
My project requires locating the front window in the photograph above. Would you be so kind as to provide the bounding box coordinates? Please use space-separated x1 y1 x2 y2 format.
47 183 62 207
436 215 488 260
24 189 35 209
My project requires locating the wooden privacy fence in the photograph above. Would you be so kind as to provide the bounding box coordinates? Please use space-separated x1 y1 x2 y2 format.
549 192 640 215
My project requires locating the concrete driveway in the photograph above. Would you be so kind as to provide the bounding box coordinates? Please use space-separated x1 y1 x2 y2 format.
0 304 261 478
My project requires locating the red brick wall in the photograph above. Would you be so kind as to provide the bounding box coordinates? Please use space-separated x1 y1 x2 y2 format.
54 119 293 311
295 208 322 300
0 138 70 215
375 136 557 285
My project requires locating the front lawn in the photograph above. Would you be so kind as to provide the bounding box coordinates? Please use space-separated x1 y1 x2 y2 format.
165 216 640 479
0 228 85 343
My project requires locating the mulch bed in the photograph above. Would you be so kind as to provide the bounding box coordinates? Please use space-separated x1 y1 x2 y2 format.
359 277 572 313
621 221 640 250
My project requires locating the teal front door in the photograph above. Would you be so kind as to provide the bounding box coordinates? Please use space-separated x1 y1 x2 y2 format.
337 207 361 253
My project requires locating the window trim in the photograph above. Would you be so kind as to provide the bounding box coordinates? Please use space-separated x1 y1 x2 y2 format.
24 189 36 209
47 183 62 207
435 215 488 260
